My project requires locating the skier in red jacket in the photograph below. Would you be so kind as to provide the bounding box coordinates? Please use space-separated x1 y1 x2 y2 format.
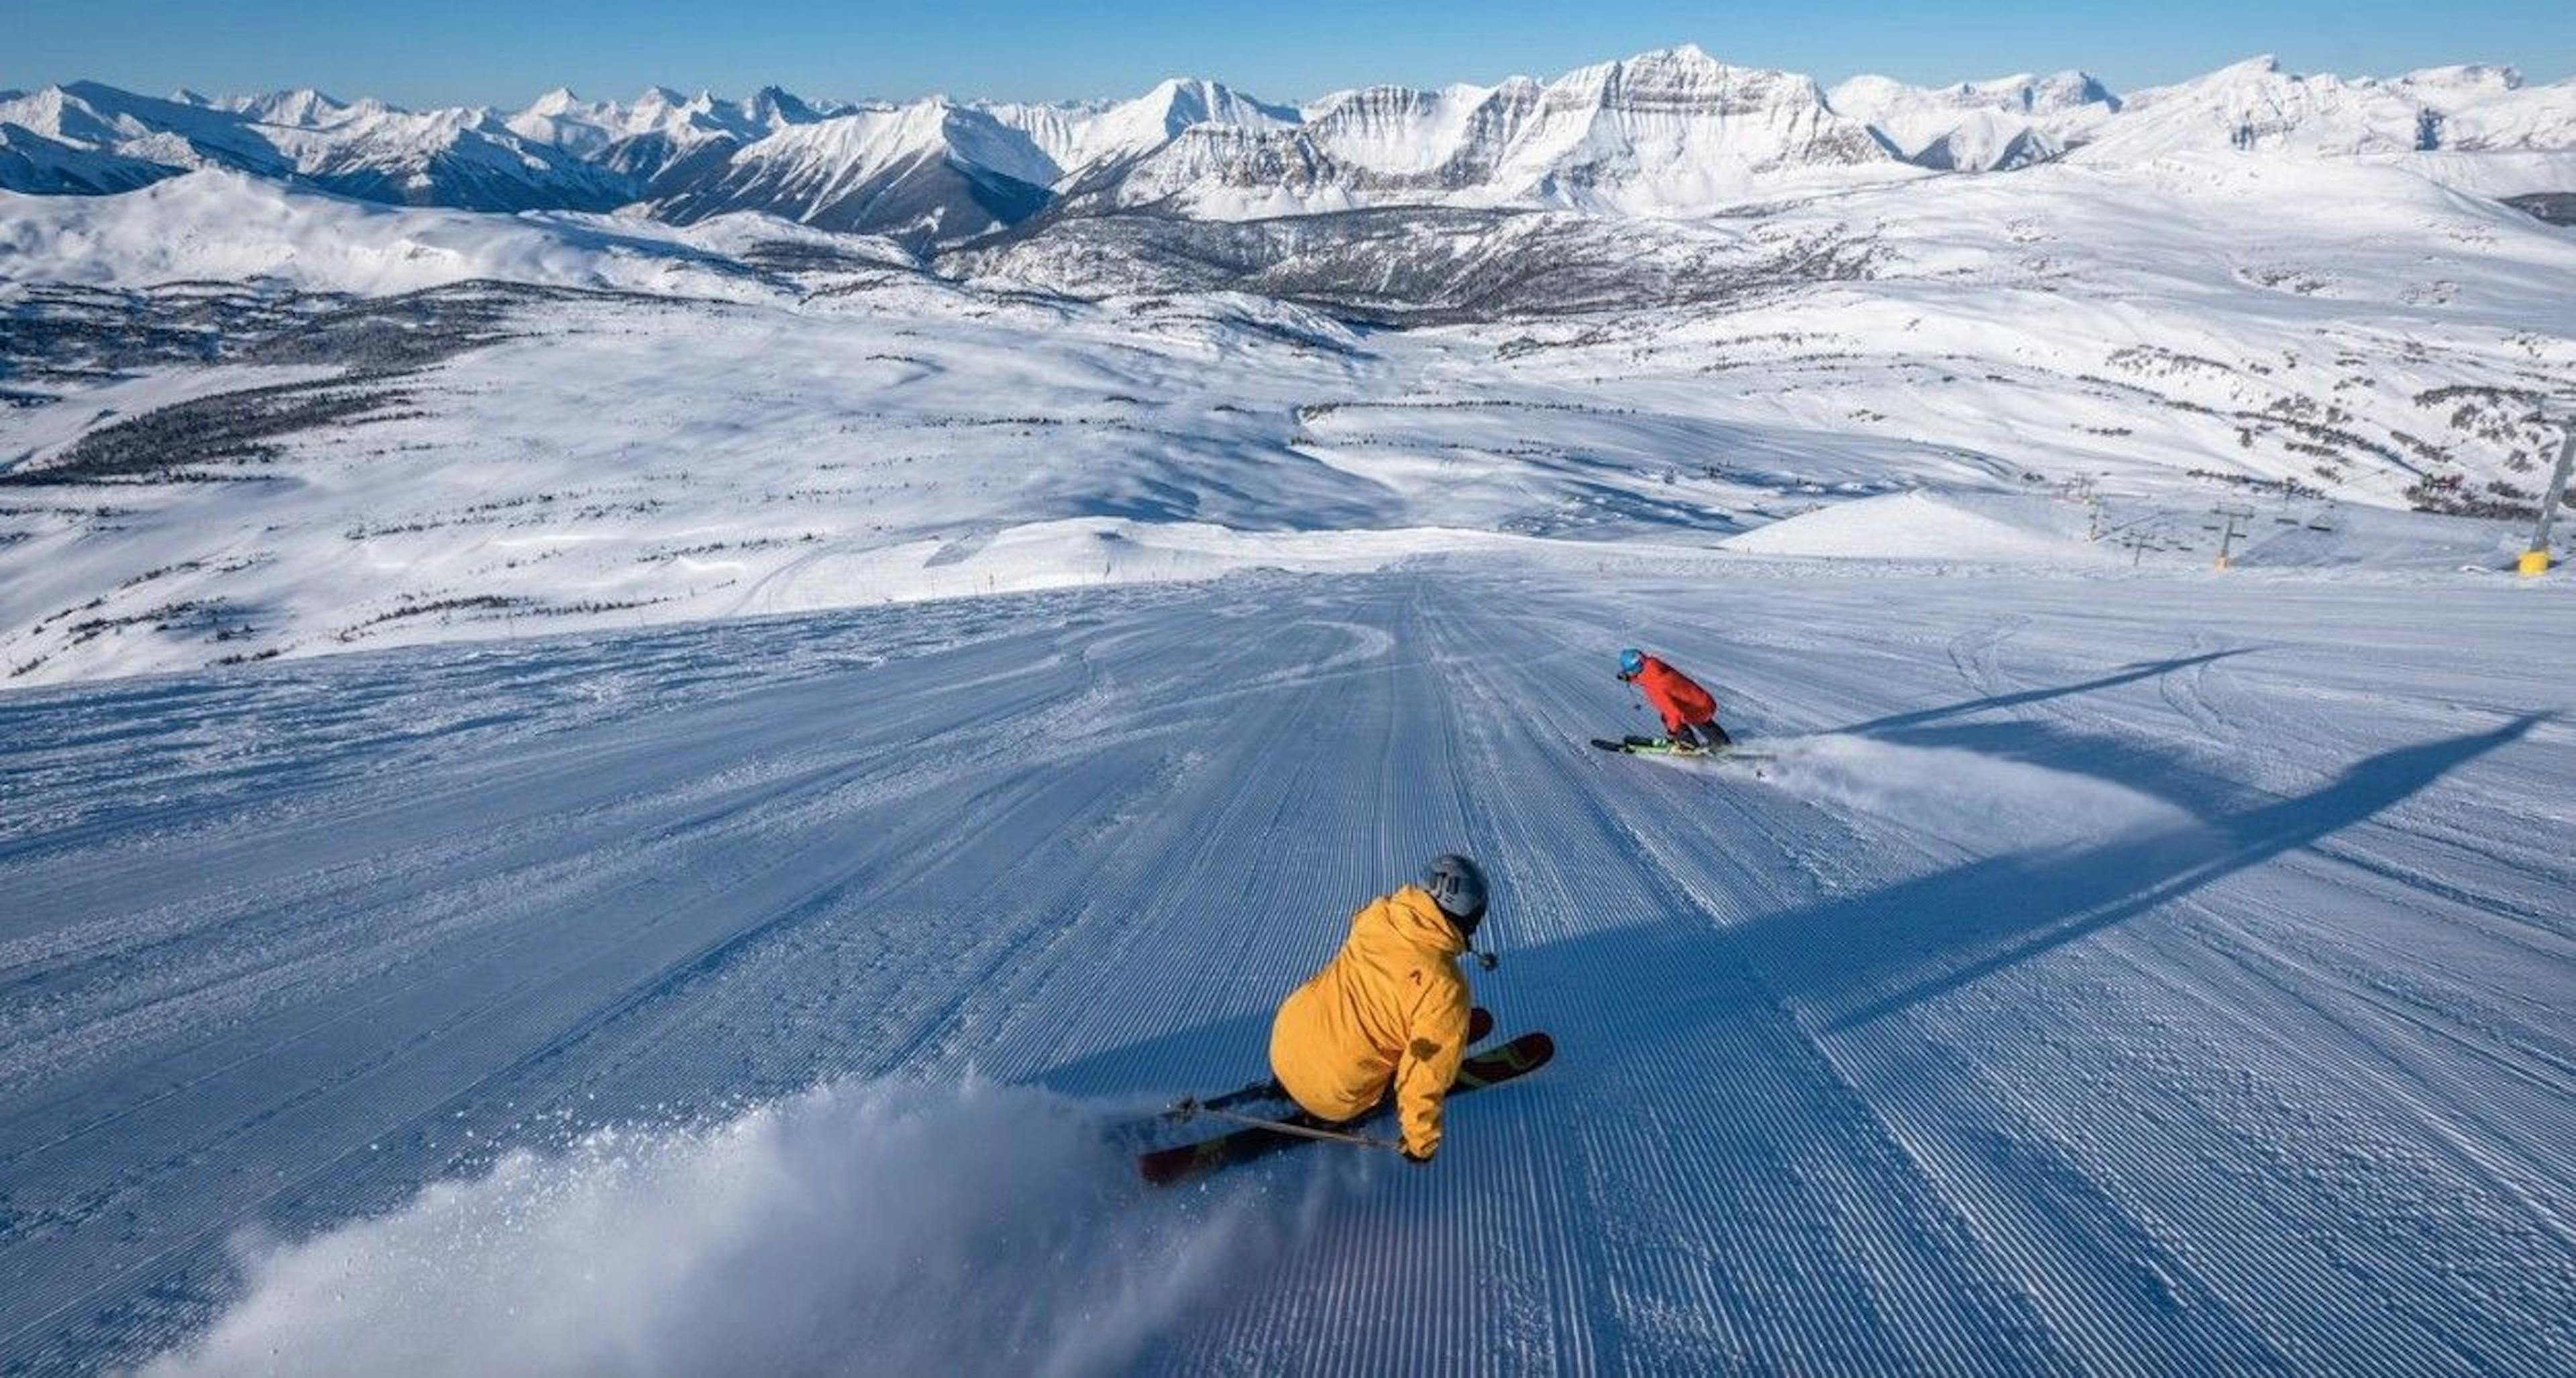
1619 649 1732 751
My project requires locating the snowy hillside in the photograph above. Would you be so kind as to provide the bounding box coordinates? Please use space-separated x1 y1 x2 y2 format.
0 170 784 297
5 144 2572 686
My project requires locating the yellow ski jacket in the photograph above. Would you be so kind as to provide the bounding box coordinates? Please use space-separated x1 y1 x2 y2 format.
1268 884 1472 1159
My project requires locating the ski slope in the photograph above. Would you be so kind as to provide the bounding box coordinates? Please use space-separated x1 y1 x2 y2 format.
5 554 2571 1375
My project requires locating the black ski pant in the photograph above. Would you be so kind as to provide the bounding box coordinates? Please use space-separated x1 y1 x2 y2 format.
1672 719 1731 749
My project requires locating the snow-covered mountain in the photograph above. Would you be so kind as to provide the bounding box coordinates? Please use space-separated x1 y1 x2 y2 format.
5 48 2570 240
209 87 356 127
0 81 629 212
506 87 670 159
1062 46 1907 219
1827 70 2119 170
637 99 1058 244
503 84 846 196
256 101 635 212
2408 66 2576 150
631 78 1297 241
0 120 178 195
981 77 1299 173
0 81 291 178
517 84 845 152
2073 56 2576 162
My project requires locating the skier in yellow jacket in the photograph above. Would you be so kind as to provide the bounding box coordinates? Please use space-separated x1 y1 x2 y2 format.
1268 854 1487 1164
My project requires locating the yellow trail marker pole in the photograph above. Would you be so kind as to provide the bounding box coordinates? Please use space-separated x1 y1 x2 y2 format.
2522 420 2573 577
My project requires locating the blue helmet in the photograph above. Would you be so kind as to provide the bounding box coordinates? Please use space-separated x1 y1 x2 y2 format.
1421 853 1489 937
1619 648 1646 678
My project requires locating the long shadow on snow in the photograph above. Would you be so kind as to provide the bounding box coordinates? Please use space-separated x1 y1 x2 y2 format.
1831 648 2256 737
1695 713 2541 1035
1036 717 2538 1102
1860 718 2263 817
1033 1011 1277 1104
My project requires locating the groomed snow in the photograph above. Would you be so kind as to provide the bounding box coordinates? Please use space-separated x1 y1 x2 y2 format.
4 558 2571 1373
1722 491 2109 562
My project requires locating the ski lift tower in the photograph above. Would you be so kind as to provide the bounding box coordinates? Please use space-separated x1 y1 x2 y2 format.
2520 410 2574 576
2209 503 2255 570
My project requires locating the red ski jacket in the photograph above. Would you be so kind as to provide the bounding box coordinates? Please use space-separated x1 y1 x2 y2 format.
1624 655 1717 733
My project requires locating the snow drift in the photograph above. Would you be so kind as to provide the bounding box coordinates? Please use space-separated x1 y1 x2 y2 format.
141 1081 1266 1378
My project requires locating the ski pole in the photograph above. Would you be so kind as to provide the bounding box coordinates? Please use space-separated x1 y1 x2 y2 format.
1165 1079 1279 1119
1627 680 1662 745
1185 1105 1399 1152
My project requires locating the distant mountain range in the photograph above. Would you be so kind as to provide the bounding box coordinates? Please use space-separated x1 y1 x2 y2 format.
3 46 2571 244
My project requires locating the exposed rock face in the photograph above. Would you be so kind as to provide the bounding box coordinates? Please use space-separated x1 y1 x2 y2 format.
3 51 2567 242
1076 46 1901 219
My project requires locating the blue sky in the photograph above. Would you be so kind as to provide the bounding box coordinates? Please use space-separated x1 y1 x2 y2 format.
7 0 2571 108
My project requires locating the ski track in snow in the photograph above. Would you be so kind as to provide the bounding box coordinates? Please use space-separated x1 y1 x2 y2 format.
1 560 2572 1375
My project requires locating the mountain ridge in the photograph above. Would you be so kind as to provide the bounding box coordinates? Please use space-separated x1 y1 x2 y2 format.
3 48 2570 241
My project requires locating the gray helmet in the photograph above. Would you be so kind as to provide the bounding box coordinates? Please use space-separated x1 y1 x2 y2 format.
1421 853 1489 937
